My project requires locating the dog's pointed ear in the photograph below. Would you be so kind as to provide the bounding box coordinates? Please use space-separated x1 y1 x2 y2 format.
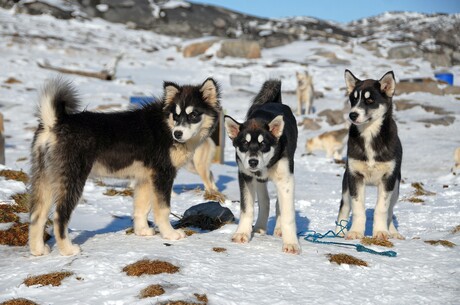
224 115 241 140
163 81 180 106
200 77 220 106
379 71 396 97
344 69 360 95
268 115 284 139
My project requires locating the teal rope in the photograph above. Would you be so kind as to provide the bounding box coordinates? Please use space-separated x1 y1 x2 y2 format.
299 220 397 257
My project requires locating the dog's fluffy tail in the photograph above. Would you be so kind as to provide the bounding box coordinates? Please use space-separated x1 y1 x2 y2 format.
252 79 282 105
38 77 80 129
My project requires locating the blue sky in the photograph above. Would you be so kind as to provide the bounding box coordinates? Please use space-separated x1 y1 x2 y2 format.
191 0 460 23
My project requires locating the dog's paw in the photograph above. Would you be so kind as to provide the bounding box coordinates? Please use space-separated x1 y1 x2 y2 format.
274 227 282 237
345 231 364 240
59 244 81 256
390 232 405 240
232 232 250 243
373 231 390 240
30 244 51 256
162 229 186 240
134 227 155 236
283 243 301 254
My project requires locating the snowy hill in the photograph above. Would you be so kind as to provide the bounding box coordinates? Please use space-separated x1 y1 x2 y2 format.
0 4 459 305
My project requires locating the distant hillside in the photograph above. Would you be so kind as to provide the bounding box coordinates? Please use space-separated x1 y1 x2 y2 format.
1 0 459 66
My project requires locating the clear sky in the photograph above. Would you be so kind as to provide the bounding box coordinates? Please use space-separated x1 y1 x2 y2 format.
191 0 460 23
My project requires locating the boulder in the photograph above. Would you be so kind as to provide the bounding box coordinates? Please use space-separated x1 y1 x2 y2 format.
387 45 423 59
182 39 219 58
396 81 443 96
217 40 261 59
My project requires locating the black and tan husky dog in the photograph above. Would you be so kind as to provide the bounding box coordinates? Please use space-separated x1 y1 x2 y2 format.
29 77 221 256
335 70 404 240
225 80 300 254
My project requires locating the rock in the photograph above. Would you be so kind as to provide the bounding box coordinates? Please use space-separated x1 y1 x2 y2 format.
444 86 460 95
317 109 345 126
387 45 423 59
452 52 460 65
182 39 219 58
299 118 322 130
418 116 455 127
217 40 261 59
423 52 452 67
174 201 235 231
396 81 443 96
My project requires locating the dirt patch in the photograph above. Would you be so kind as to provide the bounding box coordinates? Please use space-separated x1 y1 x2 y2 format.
361 237 394 248
23 271 73 287
0 298 39 305
183 228 197 236
451 225 460 234
327 253 368 267
0 170 29 183
212 247 227 253
104 188 133 197
4 77 22 84
411 182 435 196
10 193 29 213
0 205 19 223
123 259 179 276
139 284 165 298
0 222 29 246
424 240 456 248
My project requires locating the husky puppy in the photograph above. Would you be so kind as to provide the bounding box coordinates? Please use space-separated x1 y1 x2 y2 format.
335 70 404 240
296 71 314 115
225 80 300 254
29 77 221 256
306 128 348 160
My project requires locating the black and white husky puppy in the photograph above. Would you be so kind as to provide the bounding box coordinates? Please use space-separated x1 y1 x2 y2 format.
224 80 300 254
335 70 404 240
29 77 221 256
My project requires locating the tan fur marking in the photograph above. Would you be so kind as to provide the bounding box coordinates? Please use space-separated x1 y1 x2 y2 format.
348 158 396 185
164 85 179 106
200 79 218 106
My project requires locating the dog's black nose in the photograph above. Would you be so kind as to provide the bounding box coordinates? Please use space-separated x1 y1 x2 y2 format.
349 112 359 122
249 159 259 168
174 130 183 139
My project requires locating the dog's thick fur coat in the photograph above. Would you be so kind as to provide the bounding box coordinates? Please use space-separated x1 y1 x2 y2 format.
29 77 221 256
225 80 300 254
335 70 404 240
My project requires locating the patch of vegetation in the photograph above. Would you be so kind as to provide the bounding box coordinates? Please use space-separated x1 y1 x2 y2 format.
0 205 19 223
0 223 29 246
104 188 133 197
424 240 456 248
0 298 39 305
194 294 208 303
23 271 73 287
411 182 435 196
0 170 29 183
16 157 28 162
451 225 460 234
406 197 424 204
203 190 226 203
4 77 22 84
183 228 197 236
123 259 179 276
212 247 227 253
361 237 394 248
139 284 165 298
327 253 368 267
10 193 29 213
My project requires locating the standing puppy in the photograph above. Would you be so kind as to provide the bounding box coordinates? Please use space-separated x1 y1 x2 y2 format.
296 71 314 115
335 70 404 240
225 80 300 254
29 77 221 256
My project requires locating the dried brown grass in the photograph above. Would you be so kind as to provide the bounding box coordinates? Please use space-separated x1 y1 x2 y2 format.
327 253 368 267
424 240 456 248
0 298 39 305
194 294 208 303
4 77 22 84
212 247 227 253
139 284 165 298
104 188 133 197
411 182 435 196
0 170 29 183
361 237 394 248
451 225 460 234
0 205 19 223
203 190 226 203
0 222 29 246
406 197 425 204
123 259 179 276
10 193 29 213
23 271 73 287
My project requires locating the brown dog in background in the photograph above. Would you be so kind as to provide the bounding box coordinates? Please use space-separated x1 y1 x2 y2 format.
296 71 314 115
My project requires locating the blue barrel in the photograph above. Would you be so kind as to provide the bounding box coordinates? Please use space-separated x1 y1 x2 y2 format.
434 72 454 85
129 96 156 107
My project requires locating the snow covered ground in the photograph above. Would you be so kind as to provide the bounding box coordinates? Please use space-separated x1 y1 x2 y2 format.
0 8 459 305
